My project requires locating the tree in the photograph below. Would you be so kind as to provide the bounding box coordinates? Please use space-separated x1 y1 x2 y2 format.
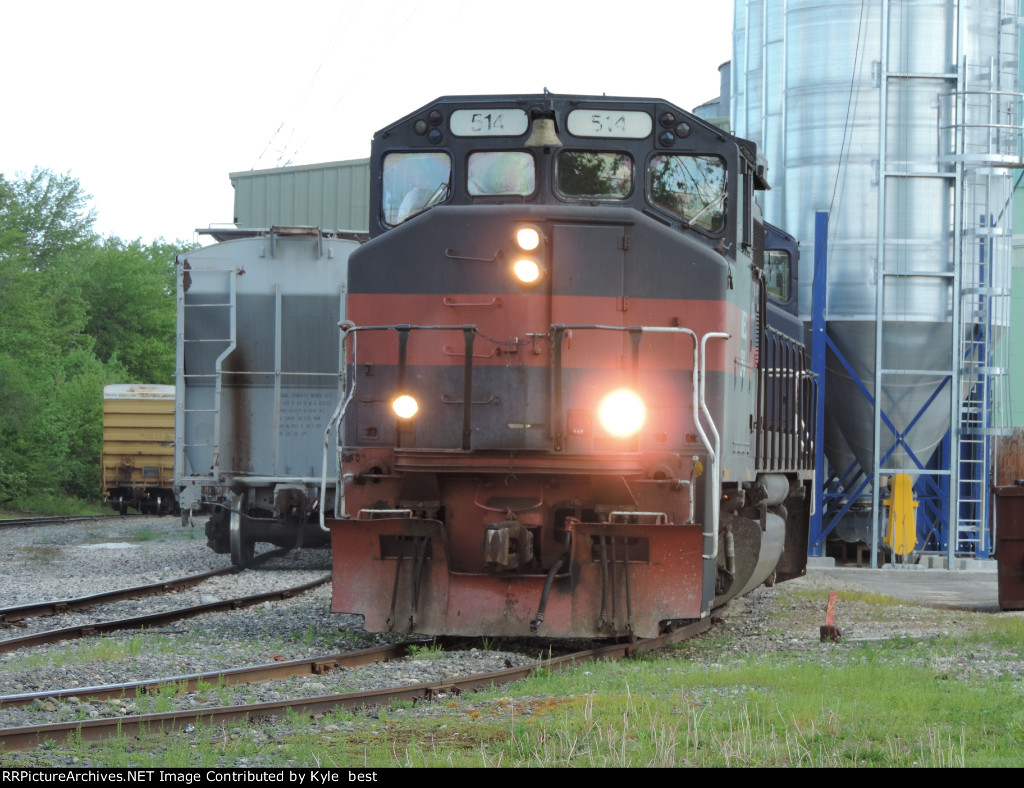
0 169 96 271
0 169 192 505
76 237 187 384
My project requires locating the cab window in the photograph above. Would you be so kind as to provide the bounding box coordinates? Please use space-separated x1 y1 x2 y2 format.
556 151 633 199
382 152 451 227
467 151 535 196
648 154 727 232
766 250 791 301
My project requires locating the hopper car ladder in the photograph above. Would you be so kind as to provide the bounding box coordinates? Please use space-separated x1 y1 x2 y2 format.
175 267 237 485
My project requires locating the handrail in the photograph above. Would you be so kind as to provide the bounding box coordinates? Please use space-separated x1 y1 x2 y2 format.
319 324 357 533
320 322 730 551
319 323 475 533
700 332 730 560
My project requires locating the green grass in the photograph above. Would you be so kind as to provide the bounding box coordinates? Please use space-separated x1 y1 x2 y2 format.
407 640 444 660
296 617 1024 767
0 496 108 517
298 635 1021 768
7 592 1024 768
788 587 907 607
3 633 175 671
65 626 1024 767
138 679 193 714
970 614 1024 646
287 625 328 648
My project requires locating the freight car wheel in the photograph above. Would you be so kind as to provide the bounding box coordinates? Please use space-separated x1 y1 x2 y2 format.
204 510 230 554
229 494 255 568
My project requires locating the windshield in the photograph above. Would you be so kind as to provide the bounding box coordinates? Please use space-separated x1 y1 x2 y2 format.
467 151 535 196
648 154 727 233
556 151 633 199
766 250 791 301
382 151 452 227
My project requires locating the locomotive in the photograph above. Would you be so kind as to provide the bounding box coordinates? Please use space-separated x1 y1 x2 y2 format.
324 93 815 639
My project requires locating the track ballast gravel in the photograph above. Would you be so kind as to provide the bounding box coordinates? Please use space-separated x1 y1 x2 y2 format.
0 515 539 766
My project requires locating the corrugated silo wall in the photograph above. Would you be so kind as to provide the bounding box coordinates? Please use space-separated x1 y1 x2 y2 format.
1013 34 1024 430
735 0 1021 483
1003 2 1024 479
230 159 370 233
1012 187 1024 429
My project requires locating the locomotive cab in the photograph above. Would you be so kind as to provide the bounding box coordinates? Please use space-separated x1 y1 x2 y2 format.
325 94 815 638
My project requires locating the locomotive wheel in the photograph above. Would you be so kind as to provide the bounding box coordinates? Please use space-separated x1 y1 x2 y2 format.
229 494 255 568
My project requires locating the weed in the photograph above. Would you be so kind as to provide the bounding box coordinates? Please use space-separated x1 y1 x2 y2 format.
7 497 108 516
407 640 444 660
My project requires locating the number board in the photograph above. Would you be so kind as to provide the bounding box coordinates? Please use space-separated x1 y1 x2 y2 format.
567 110 653 139
450 109 529 137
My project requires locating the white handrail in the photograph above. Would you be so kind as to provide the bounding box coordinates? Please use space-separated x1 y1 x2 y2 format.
319 325 357 533
700 332 730 560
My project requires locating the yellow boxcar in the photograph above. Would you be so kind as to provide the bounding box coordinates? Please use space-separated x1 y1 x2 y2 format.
101 384 176 515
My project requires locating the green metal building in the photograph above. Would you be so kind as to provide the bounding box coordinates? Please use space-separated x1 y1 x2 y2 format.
230 159 371 233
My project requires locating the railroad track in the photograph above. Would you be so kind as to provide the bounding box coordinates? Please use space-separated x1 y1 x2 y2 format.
0 514 144 529
0 567 241 624
0 619 713 753
0 572 331 654
0 642 424 710
0 542 297 627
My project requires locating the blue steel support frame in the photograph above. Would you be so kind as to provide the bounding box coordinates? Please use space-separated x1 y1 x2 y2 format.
809 212 828 556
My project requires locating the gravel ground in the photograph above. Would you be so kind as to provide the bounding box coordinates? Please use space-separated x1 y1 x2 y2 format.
0 515 537 766
2 515 1021 767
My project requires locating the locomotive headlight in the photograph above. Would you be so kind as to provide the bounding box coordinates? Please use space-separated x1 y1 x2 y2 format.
513 258 542 284
392 394 419 420
598 389 646 437
515 226 541 251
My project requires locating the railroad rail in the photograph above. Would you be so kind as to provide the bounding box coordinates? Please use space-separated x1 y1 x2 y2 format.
0 567 240 624
0 514 144 529
0 642 424 709
0 574 331 654
0 618 713 753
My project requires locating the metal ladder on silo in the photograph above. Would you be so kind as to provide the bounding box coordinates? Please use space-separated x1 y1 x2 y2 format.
176 266 238 484
872 0 965 567
951 4 1021 557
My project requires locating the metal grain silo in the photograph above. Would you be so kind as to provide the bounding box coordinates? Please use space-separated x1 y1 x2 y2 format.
733 0 1022 557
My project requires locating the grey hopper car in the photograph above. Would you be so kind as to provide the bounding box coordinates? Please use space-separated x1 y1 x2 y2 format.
174 227 361 565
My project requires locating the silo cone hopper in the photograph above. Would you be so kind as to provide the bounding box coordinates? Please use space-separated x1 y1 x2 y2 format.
827 320 953 484
821 323 951 552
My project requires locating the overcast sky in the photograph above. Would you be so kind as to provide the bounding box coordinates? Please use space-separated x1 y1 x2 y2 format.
2 1 733 245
